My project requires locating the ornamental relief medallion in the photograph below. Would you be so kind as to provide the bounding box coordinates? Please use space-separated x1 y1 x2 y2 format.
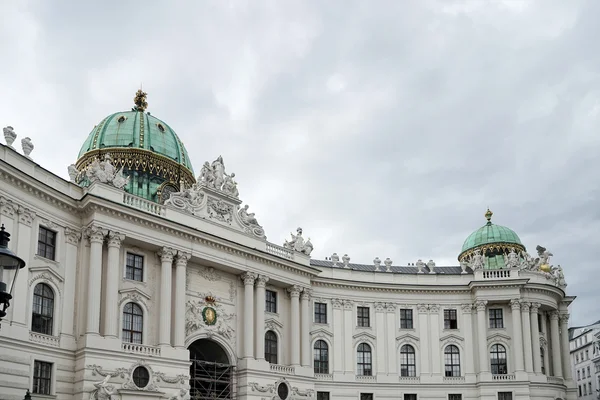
186 293 235 342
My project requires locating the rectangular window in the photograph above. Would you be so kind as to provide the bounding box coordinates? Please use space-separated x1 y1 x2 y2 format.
400 309 413 329
266 290 277 313
589 382 592 394
586 350 589 360
587 366 591 377
360 394 373 400
578 370 581 380
33 360 52 395
125 253 144 281
497 392 512 400
37 227 56 260
317 393 330 400
584 384 587 396
578 385 582 397
404 394 417 400
314 302 327 324
538 314 542 332
357 307 370 327
448 395 462 400
489 308 504 328
444 309 458 329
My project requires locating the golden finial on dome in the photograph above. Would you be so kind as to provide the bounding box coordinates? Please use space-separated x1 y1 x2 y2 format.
133 89 148 112
485 208 493 222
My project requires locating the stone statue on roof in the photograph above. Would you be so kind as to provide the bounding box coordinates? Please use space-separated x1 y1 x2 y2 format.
504 247 519 268
3 126 16 148
84 153 129 190
284 227 313 256
470 249 485 270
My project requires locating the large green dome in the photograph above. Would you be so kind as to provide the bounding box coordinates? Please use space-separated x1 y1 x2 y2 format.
458 209 526 269
75 90 196 203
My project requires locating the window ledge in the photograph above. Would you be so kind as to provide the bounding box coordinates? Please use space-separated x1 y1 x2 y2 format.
122 278 148 286
34 254 59 265
398 328 416 331
356 326 372 330
266 311 280 317
489 327 506 331
29 331 60 347
313 322 330 327
30 394 57 399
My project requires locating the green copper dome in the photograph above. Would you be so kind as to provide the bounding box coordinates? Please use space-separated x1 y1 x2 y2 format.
75 90 196 203
458 209 526 269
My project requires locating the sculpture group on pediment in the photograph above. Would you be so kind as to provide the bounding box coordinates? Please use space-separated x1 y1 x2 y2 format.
80 153 130 189
283 227 314 256
238 204 265 237
197 156 239 199
469 249 485 270
503 247 520 268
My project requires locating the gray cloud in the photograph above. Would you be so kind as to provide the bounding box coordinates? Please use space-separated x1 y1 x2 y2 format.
1 0 598 325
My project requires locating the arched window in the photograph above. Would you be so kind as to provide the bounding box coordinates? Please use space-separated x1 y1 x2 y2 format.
265 331 278 364
444 345 461 377
400 344 416 377
32 283 54 335
540 347 545 374
122 303 143 344
490 344 507 374
357 343 372 376
314 340 329 374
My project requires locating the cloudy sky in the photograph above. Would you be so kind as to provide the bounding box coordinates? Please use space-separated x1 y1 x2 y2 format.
1 0 598 326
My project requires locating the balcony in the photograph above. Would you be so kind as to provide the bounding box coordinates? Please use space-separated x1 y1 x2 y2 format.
121 342 161 357
443 376 465 383
398 376 420 384
315 373 333 381
356 375 376 382
492 374 516 381
270 364 295 375
29 331 60 347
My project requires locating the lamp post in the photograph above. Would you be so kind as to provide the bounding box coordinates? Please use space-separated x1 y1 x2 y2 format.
23 389 32 400
0 224 26 328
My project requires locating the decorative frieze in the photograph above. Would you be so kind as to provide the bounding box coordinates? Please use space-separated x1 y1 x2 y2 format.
64 227 81 245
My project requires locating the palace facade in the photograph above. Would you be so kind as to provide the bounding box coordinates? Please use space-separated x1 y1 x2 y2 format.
0 92 576 400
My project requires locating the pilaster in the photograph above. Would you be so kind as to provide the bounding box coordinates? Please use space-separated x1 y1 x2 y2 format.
158 247 176 346
300 288 311 367
11 206 35 327
254 274 269 360
241 272 256 359
85 225 105 335
559 313 571 380
174 251 191 348
104 231 124 338
530 303 542 374
475 300 489 375
332 299 344 375
549 310 562 378
520 302 533 373
375 302 386 375
510 299 525 374
429 304 441 376
343 300 354 373
417 304 430 376
288 285 302 366
61 227 80 343
385 303 397 375
461 303 475 376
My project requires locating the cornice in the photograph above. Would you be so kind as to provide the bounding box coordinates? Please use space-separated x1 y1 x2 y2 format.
468 279 529 290
310 278 470 294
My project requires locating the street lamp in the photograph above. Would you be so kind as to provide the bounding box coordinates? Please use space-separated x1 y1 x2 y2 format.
0 224 26 327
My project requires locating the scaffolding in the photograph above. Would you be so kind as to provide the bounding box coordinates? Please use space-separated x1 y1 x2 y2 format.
190 358 235 400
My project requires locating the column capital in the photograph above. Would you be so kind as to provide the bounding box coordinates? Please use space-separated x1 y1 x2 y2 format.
343 300 354 310
17 205 35 226
520 301 531 312
332 298 343 309
530 302 541 313
549 310 560 320
417 304 429 314
287 285 302 298
241 271 257 286
386 302 397 312
106 231 125 248
475 300 488 311
374 302 385 312
510 299 521 310
64 227 81 246
0 196 16 218
158 247 177 263
175 251 191 266
461 303 473 313
300 288 312 300
559 313 570 324
255 274 269 288
85 224 106 243
429 304 440 313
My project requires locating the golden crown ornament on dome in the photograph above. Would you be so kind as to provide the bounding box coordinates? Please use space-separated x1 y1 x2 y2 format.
205 295 216 304
133 89 148 112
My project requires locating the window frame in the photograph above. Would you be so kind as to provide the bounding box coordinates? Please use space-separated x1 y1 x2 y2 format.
125 252 144 282
357 343 373 376
399 344 416 377
31 283 55 336
37 226 57 261
448 395 462 400
317 392 330 400
444 309 458 330
32 360 53 395
122 302 144 344
489 308 504 329
490 344 508 375
497 392 513 400
360 394 374 400
399 309 413 329
357 306 370 327
265 330 278 364
314 302 327 324
265 290 277 314
444 345 461 377
313 340 329 374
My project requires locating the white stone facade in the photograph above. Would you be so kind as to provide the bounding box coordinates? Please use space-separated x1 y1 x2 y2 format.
0 141 577 400
569 324 600 399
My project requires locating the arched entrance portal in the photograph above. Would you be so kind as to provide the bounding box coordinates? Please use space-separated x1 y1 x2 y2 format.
188 339 235 399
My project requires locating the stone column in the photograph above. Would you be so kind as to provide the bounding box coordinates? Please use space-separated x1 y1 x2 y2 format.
104 231 124 338
173 251 190 348
288 285 302 366
549 311 562 377
86 225 105 335
461 304 475 375
11 207 35 327
386 303 397 375
158 247 176 346
521 302 533 373
475 300 489 373
530 303 542 374
301 288 312 367
61 228 80 338
332 299 344 373
510 299 525 372
417 304 430 375
429 304 441 375
343 300 354 373
254 275 269 360
241 272 256 359
560 313 572 380
375 303 386 374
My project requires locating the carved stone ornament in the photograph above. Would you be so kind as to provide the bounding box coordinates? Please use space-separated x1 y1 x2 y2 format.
529 302 541 314
559 313 570 324
429 304 440 313
331 253 340 266
21 136 34 158
158 247 176 263
89 374 116 400
427 260 436 274
461 303 473 313
374 302 385 312
248 382 274 393
520 302 531 312
0 196 16 218
80 153 130 189
186 293 235 341
332 299 343 309
241 271 257 286
342 254 350 267
384 258 393 271
199 266 220 282
120 360 161 392
417 304 429 313
293 386 315 398
469 249 485 270
475 300 488 312
86 225 106 243
17 206 35 226
256 274 270 288
169 388 191 400
283 227 314 256
343 300 354 310
164 156 266 239
64 227 81 245
106 231 125 248
287 285 302 298
510 299 521 310
416 259 425 273
3 126 16 148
